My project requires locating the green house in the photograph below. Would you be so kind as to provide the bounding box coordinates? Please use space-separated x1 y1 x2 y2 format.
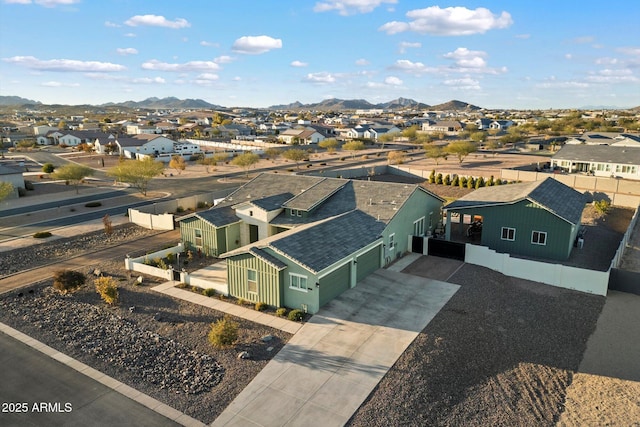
177 173 444 313
444 177 586 261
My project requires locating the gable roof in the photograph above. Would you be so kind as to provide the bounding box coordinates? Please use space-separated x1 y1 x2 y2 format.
553 144 640 165
282 178 346 211
179 206 240 227
445 177 585 225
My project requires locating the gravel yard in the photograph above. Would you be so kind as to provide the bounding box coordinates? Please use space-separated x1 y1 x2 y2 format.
0 227 292 425
347 259 606 427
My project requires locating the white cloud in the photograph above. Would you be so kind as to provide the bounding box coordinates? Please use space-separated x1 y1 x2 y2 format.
355 58 370 66
5 0 80 7
3 56 126 72
571 36 594 44
313 0 397 15
391 59 436 75
399 41 421 54
379 6 513 36
131 77 166 84
443 47 487 68
124 33 136 38
104 21 120 28
116 47 138 56
290 60 308 67
384 76 403 85
214 55 234 64
515 34 530 39
596 57 619 65
443 77 481 90
41 81 80 87
303 72 336 83
565 53 573 60
232 35 282 54
124 15 190 29
586 69 639 83
200 41 219 47
141 59 220 72
196 73 219 81
617 47 640 57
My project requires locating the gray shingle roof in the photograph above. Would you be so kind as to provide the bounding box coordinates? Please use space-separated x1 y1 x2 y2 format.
248 247 287 270
250 193 293 211
194 206 239 227
282 178 346 211
445 177 585 225
269 210 384 273
553 144 640 165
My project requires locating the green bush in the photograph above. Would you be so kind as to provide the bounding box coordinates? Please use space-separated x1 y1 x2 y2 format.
53 270 85 293
594 199 611 215
202 288 216 297
94 276 119 305
42 163 55 173
84 201 102 208
33 231 52 238
255 302 268 311
176 206 185 213
176 282 189 288
165 253 174 263
288 309 304 322
197 201 207 209
208 316 238 348
275 308 288 317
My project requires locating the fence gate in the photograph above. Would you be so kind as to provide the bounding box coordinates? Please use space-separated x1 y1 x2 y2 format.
412 236 424 254
609 268 640 295
173 269 181 281
427 238 466 261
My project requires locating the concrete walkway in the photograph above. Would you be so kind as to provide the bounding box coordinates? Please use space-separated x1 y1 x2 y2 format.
211 269 460 427
152 281 303 335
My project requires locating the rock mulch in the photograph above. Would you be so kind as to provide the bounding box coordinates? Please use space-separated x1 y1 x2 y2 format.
0 259 291 425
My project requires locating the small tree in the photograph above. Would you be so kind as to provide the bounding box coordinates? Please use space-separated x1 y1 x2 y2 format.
95 276 119 305
467 177 475 189
42 163 55 174
444 141 477 164
102 214 113 235
318 138 338 153
198 156 217 173
593 199 611 217
282 148 308 169
53 164 95 194
425 145 447 166
387 151 406 165
169 155 186 174
377 132 399 149
264 147 283 160
208 316 238 348
107 157 164 196
342 140 365 158
428 169 436 184
231 152 260 177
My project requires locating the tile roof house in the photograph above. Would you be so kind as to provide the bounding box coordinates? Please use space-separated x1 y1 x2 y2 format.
115 135 176 159
177 173 444 313
551 144 640 180
444 177 586 261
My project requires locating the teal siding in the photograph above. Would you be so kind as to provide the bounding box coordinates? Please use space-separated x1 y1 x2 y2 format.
279 258 320 314
179 217 219 256
356 245 381 282
319 262 351 307
455 200 576 260
226 223 241 253
226 253 283 307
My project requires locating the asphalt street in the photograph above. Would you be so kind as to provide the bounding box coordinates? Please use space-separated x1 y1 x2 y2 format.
0 332 180 427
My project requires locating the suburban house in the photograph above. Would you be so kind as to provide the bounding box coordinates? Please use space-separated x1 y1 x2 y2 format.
421 120 465 135
279 128 325 144
363 125 400 141
125 124 161 135
565 132 640 147
551 144 640 180
36 130 64 145
115 134 176 159
443 177 586 261
0 162 24 199
58 131 114 147
489 120 514 131
177 173 444 313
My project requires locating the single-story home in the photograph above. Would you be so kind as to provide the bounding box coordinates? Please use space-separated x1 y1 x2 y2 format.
177 173 444 313
551 144 640 180
0 162 24 199
565 132 640 147
443 177 586 261
115 135 176 159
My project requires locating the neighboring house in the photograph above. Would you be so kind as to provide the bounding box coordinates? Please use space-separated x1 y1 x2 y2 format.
565 132 640 147
177 173 444 313
0 162 24 199
475 118 493 130
443 177 586 261
217 123 253 137
58 130 112 147
489 120 514 131
279 128 325 144
363 125 401 141
115 135 176 159
551 144 640 180
125 124 161 135
36 130 64 145
421 120 465 135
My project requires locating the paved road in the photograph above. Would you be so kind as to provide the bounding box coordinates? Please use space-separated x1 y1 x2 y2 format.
0 190 125 217
0 230 180 294
0 331 180 427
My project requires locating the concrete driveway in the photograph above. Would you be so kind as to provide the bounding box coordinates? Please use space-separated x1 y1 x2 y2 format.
212 268 460 427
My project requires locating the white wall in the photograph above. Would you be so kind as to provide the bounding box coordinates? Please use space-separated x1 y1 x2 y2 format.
128 209 175 230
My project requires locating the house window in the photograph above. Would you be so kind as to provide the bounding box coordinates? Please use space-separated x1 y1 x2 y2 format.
531 231 547 245
501 227 515 241
388 233 396 250
247 269 257 293
194 228 203 247
413 217 425 236
297 210 302 217
249 210 253 217
290 209 297 216
289 273 308 292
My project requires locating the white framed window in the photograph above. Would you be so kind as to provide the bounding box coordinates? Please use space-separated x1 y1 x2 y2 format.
247 269 257 293
194 228 203 247
388 233 396 250
531 231 547 245
501 227 515 241
413 217 425 236
289 273 308 292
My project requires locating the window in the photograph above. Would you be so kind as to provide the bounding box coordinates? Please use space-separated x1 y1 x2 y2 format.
289 273 308 292
616 165 637 174
531 231 547 245
247 269 257 293
501 227 515 241
290 209 302 217
413 217 425 236
290 209 296 216
194 229 203 247
388 233 396 250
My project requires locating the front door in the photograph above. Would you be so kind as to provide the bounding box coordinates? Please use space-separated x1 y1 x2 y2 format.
249 224 259 243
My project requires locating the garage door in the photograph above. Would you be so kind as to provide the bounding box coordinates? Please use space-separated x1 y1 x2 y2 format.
319 263 351 307
356 245 381 283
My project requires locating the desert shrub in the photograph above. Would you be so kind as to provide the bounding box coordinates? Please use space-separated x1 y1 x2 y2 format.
451 175 459 186
176 282 189 289
444 174 451 185
288 309 304 322
275 307 288 317
24 180 34 190
237 298 246 306
33 231 52 238
95 276 119 305
594 199 611 215
191 286 199 292
202 288 216 297
208 316 238 348
428 170 436 184
467 177 475 189
155 258 168 270
197 201 207 209
436 173 443 184
165 253 174 263
176 206 185 213
255 301 268 311
42 163 55 173
53 270 85 293
84 201 102 208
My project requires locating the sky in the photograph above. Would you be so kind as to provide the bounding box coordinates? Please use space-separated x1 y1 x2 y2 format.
1 0 639 110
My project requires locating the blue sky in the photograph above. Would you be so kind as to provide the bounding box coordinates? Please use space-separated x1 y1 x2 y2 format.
1 0 639 109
